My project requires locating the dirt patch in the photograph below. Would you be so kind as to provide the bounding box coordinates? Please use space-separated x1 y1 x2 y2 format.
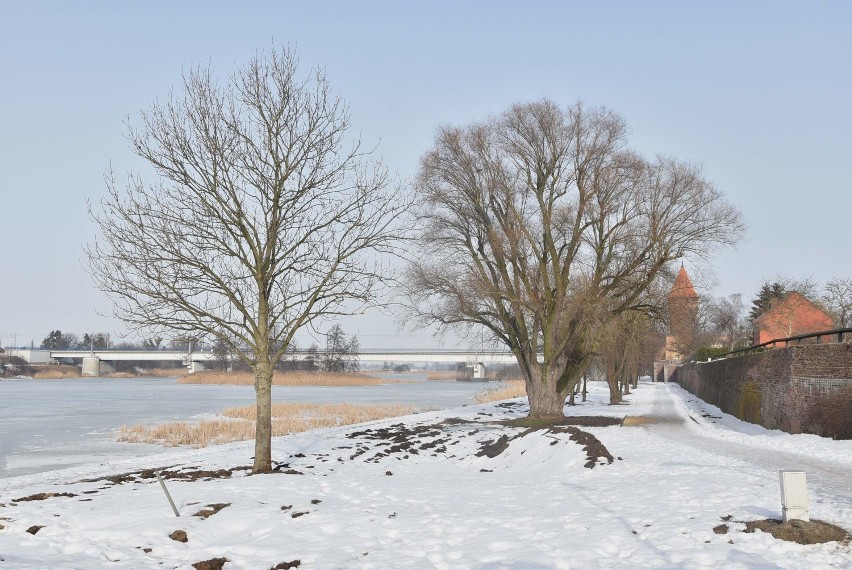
169 530 188 543
270 561 301 569
743 519 851 545
551 426 615 468
13 492 76 502
26 525 43 535
501 416 622 429
82 465 251 485
476 434 512 458
193 557 228 570
713 524 729 534
622 416 656 426
345 417 614 468
193 503 231 519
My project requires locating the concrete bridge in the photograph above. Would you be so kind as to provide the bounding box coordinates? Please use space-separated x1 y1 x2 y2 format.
48 349 519 378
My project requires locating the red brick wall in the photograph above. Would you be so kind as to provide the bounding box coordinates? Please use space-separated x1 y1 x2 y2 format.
672 342 852 439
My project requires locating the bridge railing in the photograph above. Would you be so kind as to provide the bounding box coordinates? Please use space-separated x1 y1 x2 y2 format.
709 327 852 361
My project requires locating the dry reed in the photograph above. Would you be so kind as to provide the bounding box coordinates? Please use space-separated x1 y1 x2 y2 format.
118 402 416 448
32 366 81 379
139 367 189 377
474 380 527 404
425 371 461 381
178 370 393 386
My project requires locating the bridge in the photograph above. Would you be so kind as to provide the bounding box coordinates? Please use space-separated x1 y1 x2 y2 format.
47 349 519 378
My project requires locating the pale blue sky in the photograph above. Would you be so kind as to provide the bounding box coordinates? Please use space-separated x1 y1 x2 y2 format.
1 1 850 349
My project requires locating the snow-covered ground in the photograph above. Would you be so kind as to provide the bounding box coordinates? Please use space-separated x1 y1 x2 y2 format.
0 380 849 569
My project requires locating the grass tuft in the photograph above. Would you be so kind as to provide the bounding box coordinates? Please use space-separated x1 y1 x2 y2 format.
178 370 394 386
118 402 416 448
474 380 527 404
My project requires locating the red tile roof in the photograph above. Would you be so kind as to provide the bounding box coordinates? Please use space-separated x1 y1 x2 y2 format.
668 266 698 299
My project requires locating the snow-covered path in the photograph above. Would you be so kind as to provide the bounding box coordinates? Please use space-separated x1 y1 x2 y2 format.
644 383 852 500
0 381 849 569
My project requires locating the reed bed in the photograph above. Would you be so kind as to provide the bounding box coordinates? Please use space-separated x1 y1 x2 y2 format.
425 371 462 381
118 402 416 448
139 367 189 377
178 370 393 386
474 379 527 404
32 366 81 379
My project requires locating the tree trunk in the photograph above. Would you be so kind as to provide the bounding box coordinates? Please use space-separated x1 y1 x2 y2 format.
526 368 568 419
253 358 274 474
606 375 622 405
581 373 587 402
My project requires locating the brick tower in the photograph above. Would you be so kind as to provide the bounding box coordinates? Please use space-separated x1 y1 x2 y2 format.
665 265 699 361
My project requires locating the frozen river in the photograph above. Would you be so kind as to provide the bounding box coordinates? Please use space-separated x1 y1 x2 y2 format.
0 374 489 479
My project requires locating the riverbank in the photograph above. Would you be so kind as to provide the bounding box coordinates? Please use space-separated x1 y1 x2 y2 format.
1 381 849 568
0 375 494 479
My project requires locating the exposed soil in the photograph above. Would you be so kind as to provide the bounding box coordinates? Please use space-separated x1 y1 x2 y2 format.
169 530 188 543
269 561 301 569
476 434 512 458
551 426 615 468
81 465 252 485
193 557 228 570
713 524 729 534
743 519 851 545
13 492 76 502
502 416 623 429
193 503 231 519
345 416 615 469
26 525 43 535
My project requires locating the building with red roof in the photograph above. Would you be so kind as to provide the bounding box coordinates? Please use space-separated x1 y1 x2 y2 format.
753 291 834 345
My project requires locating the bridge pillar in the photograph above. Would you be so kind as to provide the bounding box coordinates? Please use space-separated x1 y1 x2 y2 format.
471 362 486 379
82 357 113 377
188 361 206 373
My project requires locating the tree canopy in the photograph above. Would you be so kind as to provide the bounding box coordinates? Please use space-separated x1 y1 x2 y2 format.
88 46 409 472
407 99 744 418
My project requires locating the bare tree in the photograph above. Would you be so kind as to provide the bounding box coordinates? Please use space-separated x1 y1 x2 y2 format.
710 294 748 351
87 46 409 473
320 323 360 372
406 100 743 420
821 277 852 328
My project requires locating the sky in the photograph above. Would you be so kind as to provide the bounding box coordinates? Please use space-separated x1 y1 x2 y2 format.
0 0 850 350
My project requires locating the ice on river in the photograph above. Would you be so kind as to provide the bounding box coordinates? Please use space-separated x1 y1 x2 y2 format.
0 374 486 479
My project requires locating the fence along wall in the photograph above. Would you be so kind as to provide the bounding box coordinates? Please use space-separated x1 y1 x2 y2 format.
671 342 852 439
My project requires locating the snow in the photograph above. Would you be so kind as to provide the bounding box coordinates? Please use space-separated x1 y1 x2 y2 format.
0 380 850 569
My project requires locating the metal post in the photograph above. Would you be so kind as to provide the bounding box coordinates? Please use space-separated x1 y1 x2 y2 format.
156 471 180 517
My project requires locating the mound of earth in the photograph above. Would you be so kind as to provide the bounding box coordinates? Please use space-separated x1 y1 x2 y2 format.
744 519 851 545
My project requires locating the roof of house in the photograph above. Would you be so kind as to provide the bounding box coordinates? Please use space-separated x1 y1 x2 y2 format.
754 291 831 324
668 266 698 300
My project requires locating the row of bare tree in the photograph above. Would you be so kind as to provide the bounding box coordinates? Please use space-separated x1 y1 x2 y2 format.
87 46 744 472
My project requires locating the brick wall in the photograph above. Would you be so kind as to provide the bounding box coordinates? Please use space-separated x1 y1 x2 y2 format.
671 342 852 439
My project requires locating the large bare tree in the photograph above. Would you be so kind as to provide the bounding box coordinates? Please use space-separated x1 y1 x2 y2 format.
821 277 852 328
407 100 743 420
88 47 409 473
